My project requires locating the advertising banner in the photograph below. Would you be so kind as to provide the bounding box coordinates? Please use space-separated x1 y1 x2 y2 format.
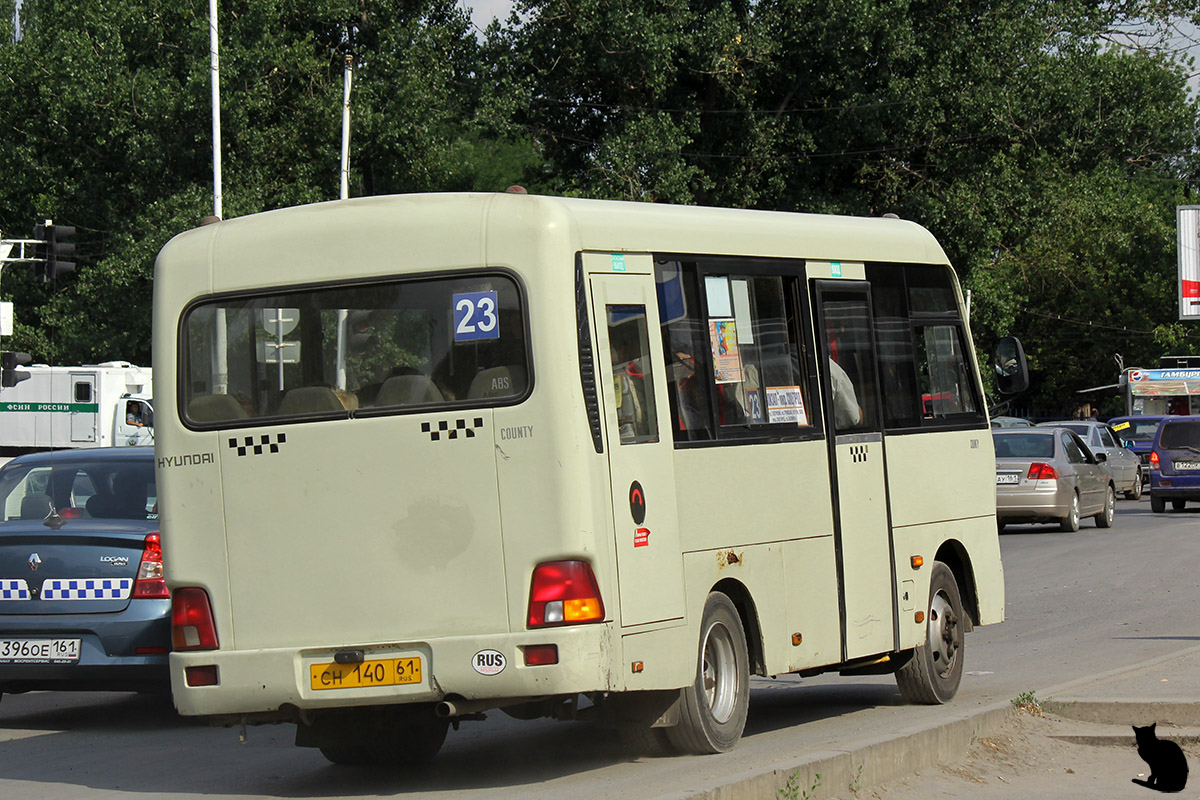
1178 206 1200 320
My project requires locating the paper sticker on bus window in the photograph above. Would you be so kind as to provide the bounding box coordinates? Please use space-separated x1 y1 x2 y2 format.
1111 421 1130 432
453 291 500 342
766 385 807 425
709 320 742 383
731 280 754 344
705 276 732 317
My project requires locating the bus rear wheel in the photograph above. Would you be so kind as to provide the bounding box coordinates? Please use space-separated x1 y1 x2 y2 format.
311 708 449 767
362 716 449 766
895 562 964 704
666 592 749 754
319 745 373 765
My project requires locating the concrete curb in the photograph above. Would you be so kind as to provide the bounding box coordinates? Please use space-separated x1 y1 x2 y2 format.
670 643 1200 800
1046 699 1200 726
672 704 1013 800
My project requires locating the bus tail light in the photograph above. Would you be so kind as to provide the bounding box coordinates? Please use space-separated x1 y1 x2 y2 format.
1150 451 1160 471
172 588 219 650
527 561 605 628
132 533 169 599
1027 462 1058 481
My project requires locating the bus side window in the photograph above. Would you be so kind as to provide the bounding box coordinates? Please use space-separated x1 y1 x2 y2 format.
916 325 978 418
607 305 659 445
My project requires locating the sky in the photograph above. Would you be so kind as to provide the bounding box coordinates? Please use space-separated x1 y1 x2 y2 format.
459 0 515 34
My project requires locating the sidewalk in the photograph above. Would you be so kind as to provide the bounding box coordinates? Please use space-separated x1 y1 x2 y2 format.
680 644 1200 800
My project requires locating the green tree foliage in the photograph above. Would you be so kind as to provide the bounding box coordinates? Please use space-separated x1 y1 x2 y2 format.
2 0 1199 413
0 0 489 365
503 0 1200 410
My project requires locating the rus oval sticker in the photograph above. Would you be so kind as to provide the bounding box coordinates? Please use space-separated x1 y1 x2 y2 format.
472 649 507 676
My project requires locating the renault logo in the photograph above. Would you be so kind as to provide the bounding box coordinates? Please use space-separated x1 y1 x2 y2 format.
28 553 41 571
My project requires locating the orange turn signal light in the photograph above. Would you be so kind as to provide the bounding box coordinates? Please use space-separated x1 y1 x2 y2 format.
915 611 925 624
564 597 603 622
911 555 924 569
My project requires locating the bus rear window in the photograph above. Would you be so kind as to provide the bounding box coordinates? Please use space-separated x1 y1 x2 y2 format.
180 273 528 425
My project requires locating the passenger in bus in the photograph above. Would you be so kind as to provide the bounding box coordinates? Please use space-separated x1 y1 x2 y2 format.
673 347 708 430
614 352 650 441
829 357 863 428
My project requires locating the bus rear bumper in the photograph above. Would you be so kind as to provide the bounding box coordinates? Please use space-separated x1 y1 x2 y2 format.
169 626 616 718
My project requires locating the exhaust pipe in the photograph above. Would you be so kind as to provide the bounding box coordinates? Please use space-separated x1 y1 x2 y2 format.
435 696 540 718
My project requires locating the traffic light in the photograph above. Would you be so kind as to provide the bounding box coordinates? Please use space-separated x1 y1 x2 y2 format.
1 351 31 388
346 310 375 351
31 221 76 282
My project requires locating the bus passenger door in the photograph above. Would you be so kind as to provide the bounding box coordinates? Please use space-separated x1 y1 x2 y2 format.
589 265 686 628
813 281 897 661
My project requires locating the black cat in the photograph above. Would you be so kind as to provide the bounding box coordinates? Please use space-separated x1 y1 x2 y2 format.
1132 723 1189 793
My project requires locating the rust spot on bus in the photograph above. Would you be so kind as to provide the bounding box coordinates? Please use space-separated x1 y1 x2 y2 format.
717 550 742 568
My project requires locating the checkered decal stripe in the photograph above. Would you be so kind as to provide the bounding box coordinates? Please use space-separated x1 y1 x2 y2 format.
41 578 133 601
229 432 286 457
0 580 29 600
850 445 869 463
422 418 485 442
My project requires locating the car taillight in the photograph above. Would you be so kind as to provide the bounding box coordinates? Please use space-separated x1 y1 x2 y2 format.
132 533 169 599
172 587 219 650
1027 462 1058 481
1150 451 1160 470
527 561 605 628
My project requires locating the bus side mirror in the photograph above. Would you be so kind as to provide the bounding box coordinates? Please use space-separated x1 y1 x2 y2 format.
991 337 1029 396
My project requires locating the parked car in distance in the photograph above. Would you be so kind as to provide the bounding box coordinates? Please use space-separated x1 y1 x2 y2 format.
1108 415 1168 485
1148 417 1200 513
994 428 1116 531
0 447 168 702
991 416 1033 428
1036 420 1143 500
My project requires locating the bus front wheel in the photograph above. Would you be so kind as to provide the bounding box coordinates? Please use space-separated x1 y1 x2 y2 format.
895 562 964 705
666 592 750 754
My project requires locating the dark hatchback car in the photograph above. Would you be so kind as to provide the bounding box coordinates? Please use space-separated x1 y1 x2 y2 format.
0 447 169 701
1149 417 1200 512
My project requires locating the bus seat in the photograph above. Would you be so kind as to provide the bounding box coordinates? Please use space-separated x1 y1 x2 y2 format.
20 494 51 520
467 366 526 399
279 386 345 415
375 375 444 406
188 393 249 422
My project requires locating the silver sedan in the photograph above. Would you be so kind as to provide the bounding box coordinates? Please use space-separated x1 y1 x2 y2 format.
1036 420 1142 500
994 428 1116 531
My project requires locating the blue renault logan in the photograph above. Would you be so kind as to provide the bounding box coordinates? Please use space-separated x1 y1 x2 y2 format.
0 447 169 702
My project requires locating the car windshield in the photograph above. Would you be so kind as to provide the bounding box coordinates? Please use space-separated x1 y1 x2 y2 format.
1113 419 1163 440
0 458 157 523
1159 421 1200 451
993 433 1055 459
